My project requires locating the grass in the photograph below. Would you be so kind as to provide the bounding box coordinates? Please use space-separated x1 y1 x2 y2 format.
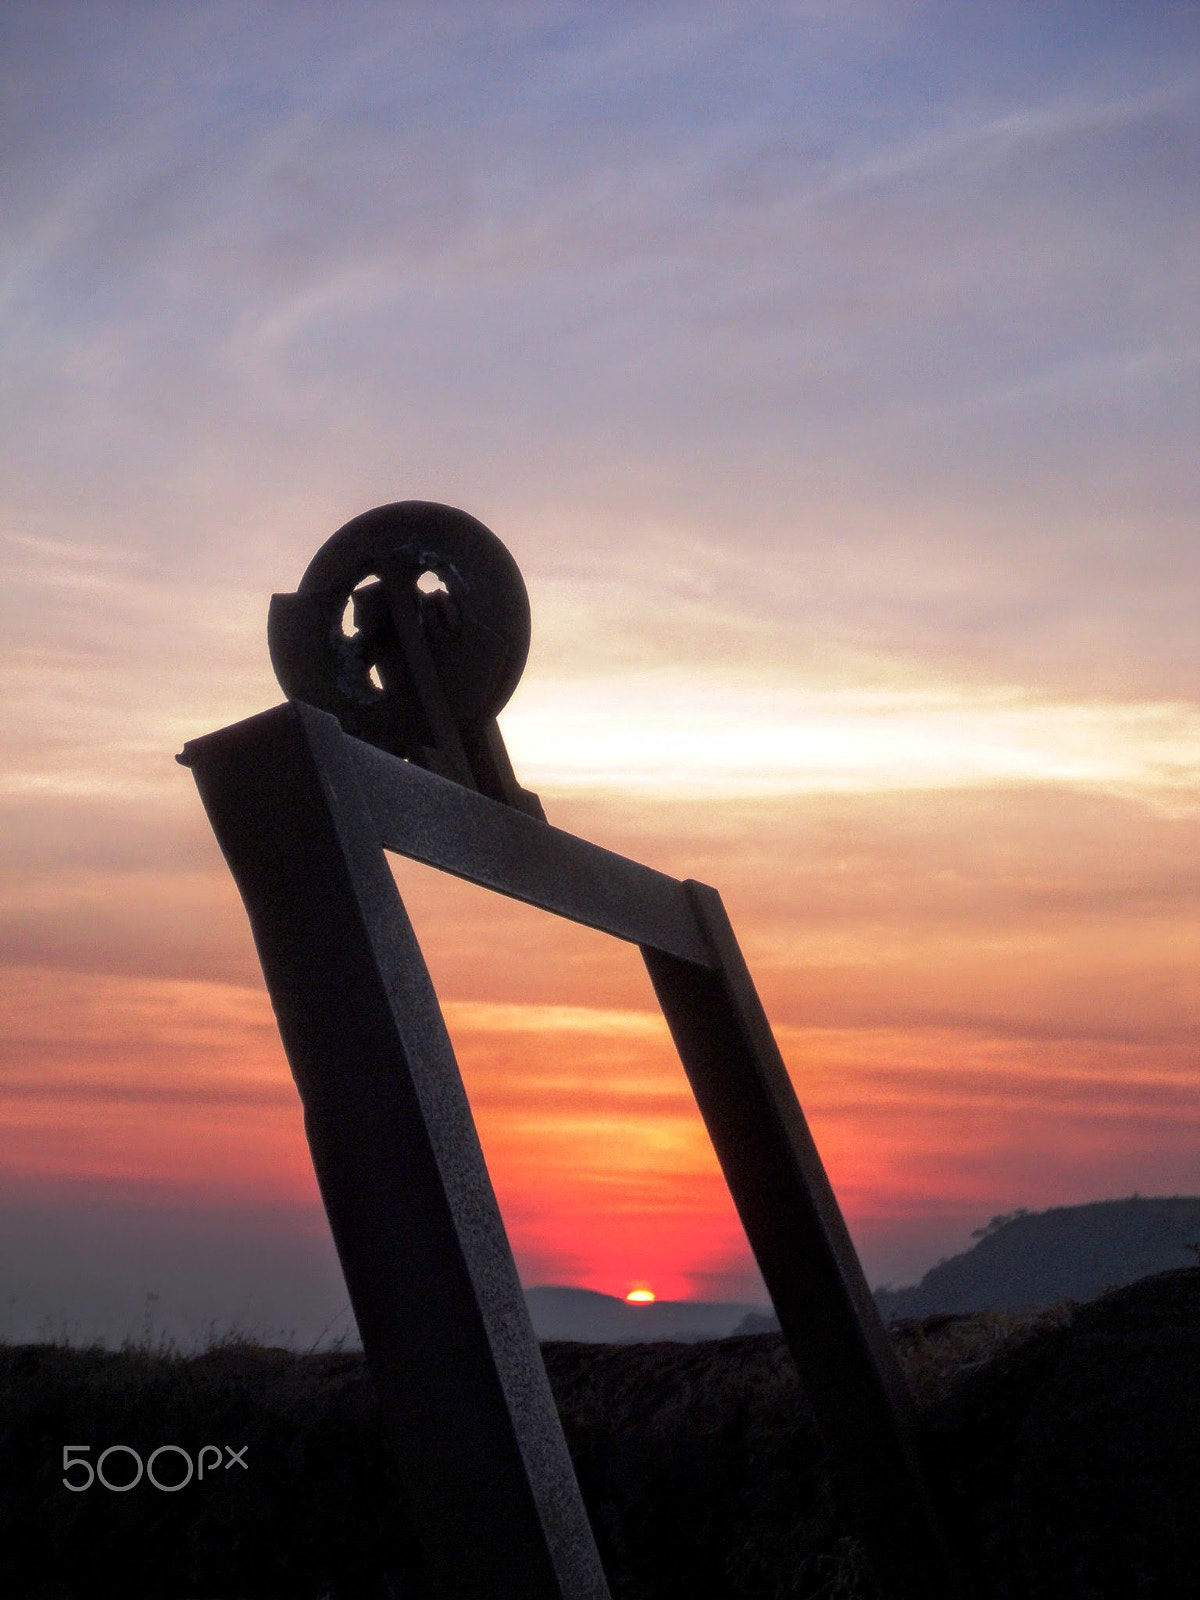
3 1275 1198 1598
888 1303 1076 1409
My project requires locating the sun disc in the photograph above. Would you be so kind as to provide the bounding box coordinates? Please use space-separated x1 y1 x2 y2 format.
625 1287 656 1304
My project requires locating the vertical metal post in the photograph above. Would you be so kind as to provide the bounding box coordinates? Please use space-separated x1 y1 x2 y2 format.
641 881 966 1600
181 702 610 1600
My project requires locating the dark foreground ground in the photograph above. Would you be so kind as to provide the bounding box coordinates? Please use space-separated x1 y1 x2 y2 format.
3 1269 1199 1599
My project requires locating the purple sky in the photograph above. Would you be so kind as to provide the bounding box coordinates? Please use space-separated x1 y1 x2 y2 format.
2 2 1198 1344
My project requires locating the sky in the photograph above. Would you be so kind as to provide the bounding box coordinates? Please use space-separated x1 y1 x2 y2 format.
2 1 1198 1345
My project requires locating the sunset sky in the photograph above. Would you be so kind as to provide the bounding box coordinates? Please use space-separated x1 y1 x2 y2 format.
2 3 1198 1344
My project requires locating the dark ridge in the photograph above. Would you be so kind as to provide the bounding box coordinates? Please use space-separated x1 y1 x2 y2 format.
872 1195 1200 1320
733 1196 1200 1335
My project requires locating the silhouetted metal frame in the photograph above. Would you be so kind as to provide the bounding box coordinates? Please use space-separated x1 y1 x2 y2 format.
180 699 964 1600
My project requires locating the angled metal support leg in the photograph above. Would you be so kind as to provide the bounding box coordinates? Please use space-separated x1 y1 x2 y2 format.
182 703 610 1600
642 881 966 1600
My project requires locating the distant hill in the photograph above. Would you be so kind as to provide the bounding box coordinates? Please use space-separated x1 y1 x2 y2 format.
872 1196 1200 1320
524 1285 765 1342
533 1198 1200 1341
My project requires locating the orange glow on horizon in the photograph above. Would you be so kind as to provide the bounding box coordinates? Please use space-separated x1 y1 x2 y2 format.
4 774 1199 1298
625 1287 656 1303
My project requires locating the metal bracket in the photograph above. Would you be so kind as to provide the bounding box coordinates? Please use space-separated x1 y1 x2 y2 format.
266 501 544 816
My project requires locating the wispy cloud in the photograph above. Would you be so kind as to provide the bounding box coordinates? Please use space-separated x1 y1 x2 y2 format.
822 70 1200 196
504 677 1200 809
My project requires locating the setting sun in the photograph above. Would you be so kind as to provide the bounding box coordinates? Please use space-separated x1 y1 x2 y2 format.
625 1288 656 1304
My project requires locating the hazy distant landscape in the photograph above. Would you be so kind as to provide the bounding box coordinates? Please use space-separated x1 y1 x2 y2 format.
527 1197 1200 1341
5 1262 1200 1597
9 1196 1198 1352
525 1284 766 1342
6 1197 1200 1596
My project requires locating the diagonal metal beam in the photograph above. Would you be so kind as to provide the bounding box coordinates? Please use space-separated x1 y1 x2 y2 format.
642 882 967 1599
344 728 710 965
180 701 611 1600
